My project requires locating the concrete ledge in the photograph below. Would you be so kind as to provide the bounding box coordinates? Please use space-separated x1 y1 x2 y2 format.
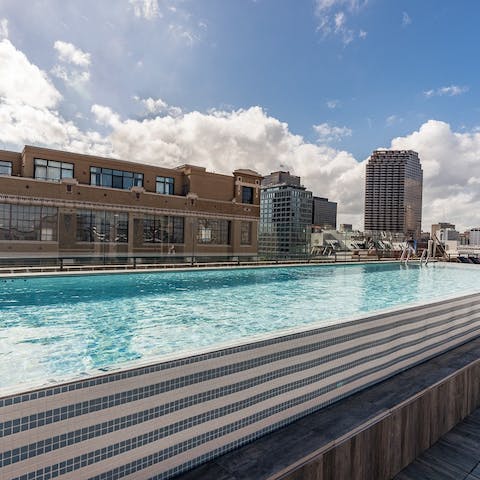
176 337 480 480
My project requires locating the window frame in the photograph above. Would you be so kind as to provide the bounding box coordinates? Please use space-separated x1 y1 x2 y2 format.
76 209 129 243
34 158 74 182
241 186 254 204
0 203 58 241
156 176 175 195
143 215 184 244
0 160 12 176
240 221 253 245
196 219 230 245
90 166 144 190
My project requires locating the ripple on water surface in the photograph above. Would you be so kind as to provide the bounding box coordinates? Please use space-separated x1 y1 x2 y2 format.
1 263 480 389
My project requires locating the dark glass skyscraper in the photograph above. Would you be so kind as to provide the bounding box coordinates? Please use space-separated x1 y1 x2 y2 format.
312 196 337 229
259 171 312 257
364 150 423 238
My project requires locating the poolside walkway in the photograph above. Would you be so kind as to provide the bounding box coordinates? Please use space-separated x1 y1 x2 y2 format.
394 408 480 480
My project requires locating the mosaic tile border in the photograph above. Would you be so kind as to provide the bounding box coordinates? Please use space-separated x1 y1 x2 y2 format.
2 306 479 469
90 325 480 480
2 300 478 441
3 291 480 480
9 319 480 480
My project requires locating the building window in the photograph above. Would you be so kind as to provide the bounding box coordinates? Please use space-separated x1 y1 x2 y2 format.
0 203 58 241
90 167 143 190
34 158 73 181
76 209 128 242
0 161 12 176
143 215 184 243
197 219 230 245
242 186 254 204
240 221 252 245
156 176 175 195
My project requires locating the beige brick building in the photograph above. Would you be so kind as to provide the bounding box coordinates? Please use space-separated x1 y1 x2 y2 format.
0 146 262 261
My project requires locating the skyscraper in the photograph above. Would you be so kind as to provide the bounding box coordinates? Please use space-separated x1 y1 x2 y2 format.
364 150 423 238
312 196 337 229
259 171 312 257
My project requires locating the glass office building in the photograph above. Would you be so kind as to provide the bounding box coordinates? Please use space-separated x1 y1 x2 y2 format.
259 171 312 258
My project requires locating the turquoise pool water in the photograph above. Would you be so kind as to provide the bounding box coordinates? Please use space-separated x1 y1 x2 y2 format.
1 262 480 390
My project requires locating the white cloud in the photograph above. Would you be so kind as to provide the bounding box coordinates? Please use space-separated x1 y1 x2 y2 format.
168 24 199 46
424 85 469 98
386 115 403 126
129 0 161 20
4 37 480 232
129 0 204 45
134 96 182 116
390 120 480 231
326 99 340 109
52 41 91 93
402 12 412 27
0 39 61 108
0 18 8 39
314 0 368 44
314 123 352 142
87 105 364 225
51 65 90 90
0 98 111 155
53 41 91 67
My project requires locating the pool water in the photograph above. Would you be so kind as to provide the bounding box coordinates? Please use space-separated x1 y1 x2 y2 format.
1 262 479 389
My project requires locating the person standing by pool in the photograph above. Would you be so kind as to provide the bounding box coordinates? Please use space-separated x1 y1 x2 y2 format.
405 237 416 263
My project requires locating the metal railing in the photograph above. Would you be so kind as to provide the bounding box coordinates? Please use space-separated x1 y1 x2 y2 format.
0 250 410 274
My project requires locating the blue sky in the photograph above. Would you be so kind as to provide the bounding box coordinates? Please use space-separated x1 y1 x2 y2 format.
0 0 479 229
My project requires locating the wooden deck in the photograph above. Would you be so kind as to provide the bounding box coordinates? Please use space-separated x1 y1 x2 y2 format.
395 408 480 480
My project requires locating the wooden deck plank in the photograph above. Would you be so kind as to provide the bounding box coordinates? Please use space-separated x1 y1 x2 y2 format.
394 408 480 480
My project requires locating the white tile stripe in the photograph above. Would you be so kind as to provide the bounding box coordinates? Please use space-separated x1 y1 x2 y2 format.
5 304 480 478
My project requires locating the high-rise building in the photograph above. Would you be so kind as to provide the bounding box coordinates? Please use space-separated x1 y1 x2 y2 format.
431 222 455 240
364 150 423 238
469 228 480 246
259 171 312 257
312 196 337 229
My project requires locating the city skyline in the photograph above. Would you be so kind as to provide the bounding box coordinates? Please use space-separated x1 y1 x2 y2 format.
1 1 480 230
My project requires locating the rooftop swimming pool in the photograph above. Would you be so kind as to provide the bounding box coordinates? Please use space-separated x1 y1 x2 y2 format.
1 262 480 390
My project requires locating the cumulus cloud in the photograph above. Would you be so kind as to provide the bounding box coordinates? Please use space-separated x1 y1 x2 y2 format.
134 96 182 116
391 120 480 230
52 40 91 93
314 0 368 44
92 105 364 226
0 18 8 39
0 98 111 155
3 36 480 232
0 39 108 154
314 123 352 142
424 85 469 98
51 65 90 90
0 39 61 108
53 41 91 67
